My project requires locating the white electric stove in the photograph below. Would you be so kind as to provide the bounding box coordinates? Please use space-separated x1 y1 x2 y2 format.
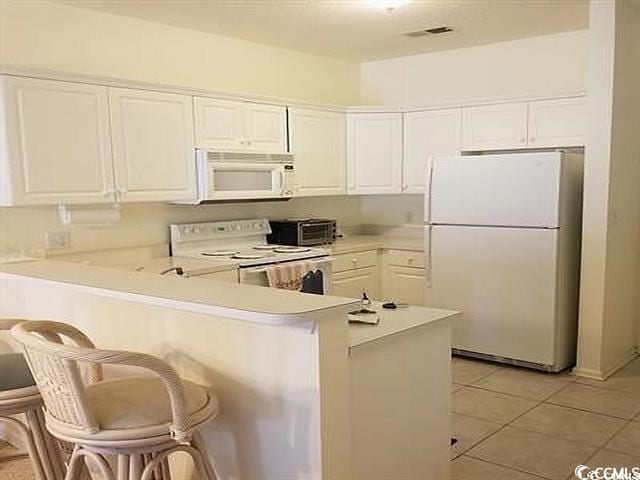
169 219 333 290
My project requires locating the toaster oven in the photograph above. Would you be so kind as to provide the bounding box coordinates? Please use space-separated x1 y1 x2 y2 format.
267 219 336 246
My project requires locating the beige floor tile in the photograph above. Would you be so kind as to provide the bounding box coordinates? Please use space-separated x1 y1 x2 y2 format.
577 358 640 395
452 387 537 425
452 382 464 393
452 357 503 385
547 383 640 420
586 449 640 469
511 403 627 447
0 457 35 480
467 426 598 480
451 455 542 480
606 421 640 457
451 413 502 459
472 367 575 401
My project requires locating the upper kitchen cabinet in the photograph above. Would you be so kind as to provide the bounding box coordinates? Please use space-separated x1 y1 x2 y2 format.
528 97 587 148
403 108 461 193
462 102 529 151
289 108 346 196
347 113 402 194
194 97 287 154
0 76 114 206
109 88 196 202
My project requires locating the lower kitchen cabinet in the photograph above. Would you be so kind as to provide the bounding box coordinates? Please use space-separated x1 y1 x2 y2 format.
382 265 426 306
332 267 380 300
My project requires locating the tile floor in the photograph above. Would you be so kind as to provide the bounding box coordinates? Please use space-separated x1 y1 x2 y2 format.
451 355 640 480
3 356 640 480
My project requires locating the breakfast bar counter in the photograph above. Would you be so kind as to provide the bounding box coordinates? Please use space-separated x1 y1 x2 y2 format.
0 260 457 480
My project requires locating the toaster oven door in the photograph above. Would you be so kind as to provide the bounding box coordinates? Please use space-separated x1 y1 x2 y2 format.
299 222 335 245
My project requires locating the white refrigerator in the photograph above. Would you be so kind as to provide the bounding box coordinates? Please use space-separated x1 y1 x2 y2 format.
424 151 583 372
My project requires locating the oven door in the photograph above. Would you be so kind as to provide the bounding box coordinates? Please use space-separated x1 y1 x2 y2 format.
240 257 334 294
204 162 285 200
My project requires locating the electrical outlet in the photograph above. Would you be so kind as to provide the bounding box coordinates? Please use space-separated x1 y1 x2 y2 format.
45 231 70 251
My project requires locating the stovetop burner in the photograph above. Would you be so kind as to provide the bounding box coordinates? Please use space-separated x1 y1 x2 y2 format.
273 247 311 253
253 245 278 250
201 250 238 257
231 252 267 260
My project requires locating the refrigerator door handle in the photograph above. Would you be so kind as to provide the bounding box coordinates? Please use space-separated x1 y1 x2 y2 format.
426 224 433 289
424 155 435 224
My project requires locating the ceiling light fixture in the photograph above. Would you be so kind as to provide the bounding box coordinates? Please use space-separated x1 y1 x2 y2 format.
363 0 411 12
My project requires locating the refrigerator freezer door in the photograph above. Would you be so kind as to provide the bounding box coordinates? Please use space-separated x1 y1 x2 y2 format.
430 152 562 228
427 225 558 366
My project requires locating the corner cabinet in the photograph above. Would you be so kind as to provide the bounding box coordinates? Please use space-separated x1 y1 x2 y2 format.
403 108 461 193
194 97 287 154
109 88 196 202
347 113 402 195
289 108 346 196
0 76 115 205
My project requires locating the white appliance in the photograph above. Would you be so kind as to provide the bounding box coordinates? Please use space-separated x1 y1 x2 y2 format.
425 151 583 371
184 149 296 203
170 219 333 292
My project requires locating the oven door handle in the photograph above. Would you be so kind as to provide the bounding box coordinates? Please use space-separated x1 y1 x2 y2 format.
244 257 334 274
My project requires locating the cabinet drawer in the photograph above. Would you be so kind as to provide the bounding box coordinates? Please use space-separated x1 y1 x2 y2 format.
333 250 378 273
386 250 425 268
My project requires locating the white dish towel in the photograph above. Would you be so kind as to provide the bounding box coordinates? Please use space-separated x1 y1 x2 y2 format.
266 261 316 291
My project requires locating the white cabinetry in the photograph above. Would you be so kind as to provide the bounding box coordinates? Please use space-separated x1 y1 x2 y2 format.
194 97 286 153
528 97 587 148
0 76 114 205
403 108 461 193
462 102 529 151
332 250 380 299
462 97 586 151
109 88 196 202
382 250 426 306
347 113 402 194
289 108 345 196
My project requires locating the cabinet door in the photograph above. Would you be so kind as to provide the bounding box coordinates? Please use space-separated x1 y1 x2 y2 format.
403 108 461 193
289 108 345 196
347 113 402 194
193 97 245 151
383 265 426 306
0 76 114 205
528 97 587 148
332 267 379 299
244 103 287 153
462 102 528 151
109 88 196 202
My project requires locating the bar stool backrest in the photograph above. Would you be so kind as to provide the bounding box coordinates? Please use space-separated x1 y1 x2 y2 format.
10 320 103 435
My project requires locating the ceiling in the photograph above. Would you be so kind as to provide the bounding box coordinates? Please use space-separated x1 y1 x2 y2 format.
54 0 589 62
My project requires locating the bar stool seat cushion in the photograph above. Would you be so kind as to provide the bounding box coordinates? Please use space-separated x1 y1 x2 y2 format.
84 375 216 433
0 353 36 391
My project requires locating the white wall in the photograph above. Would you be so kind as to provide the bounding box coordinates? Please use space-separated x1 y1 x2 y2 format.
361 30 588 107
576 0 640 378
0 0 360 105
0 198 364 257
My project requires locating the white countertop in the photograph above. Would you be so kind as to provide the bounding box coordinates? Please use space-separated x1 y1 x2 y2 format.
348 301 459 348
117 256 238 275
0 260 359 327
329 235 424 255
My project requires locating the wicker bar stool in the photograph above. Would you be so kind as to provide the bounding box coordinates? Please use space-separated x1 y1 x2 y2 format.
0 319 65 480
11 320 219 480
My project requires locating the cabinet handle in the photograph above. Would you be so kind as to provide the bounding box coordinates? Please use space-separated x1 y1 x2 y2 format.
407 258 414 264
520 137 526 144
530 137 536 143
351 259 358 268
246 140 253 146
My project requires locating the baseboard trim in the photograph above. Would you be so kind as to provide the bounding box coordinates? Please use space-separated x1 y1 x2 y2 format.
573 346 639 380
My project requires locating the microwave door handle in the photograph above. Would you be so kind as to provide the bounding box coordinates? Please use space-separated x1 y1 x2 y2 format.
277 169 284 194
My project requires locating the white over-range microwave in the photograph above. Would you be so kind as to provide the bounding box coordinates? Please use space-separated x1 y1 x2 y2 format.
185 149 296 203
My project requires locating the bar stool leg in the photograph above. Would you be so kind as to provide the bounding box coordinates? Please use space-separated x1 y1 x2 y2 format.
0 415 47 480
26 408 65 480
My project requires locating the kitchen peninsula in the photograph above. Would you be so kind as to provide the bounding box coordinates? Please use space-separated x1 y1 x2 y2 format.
0 259 458 480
